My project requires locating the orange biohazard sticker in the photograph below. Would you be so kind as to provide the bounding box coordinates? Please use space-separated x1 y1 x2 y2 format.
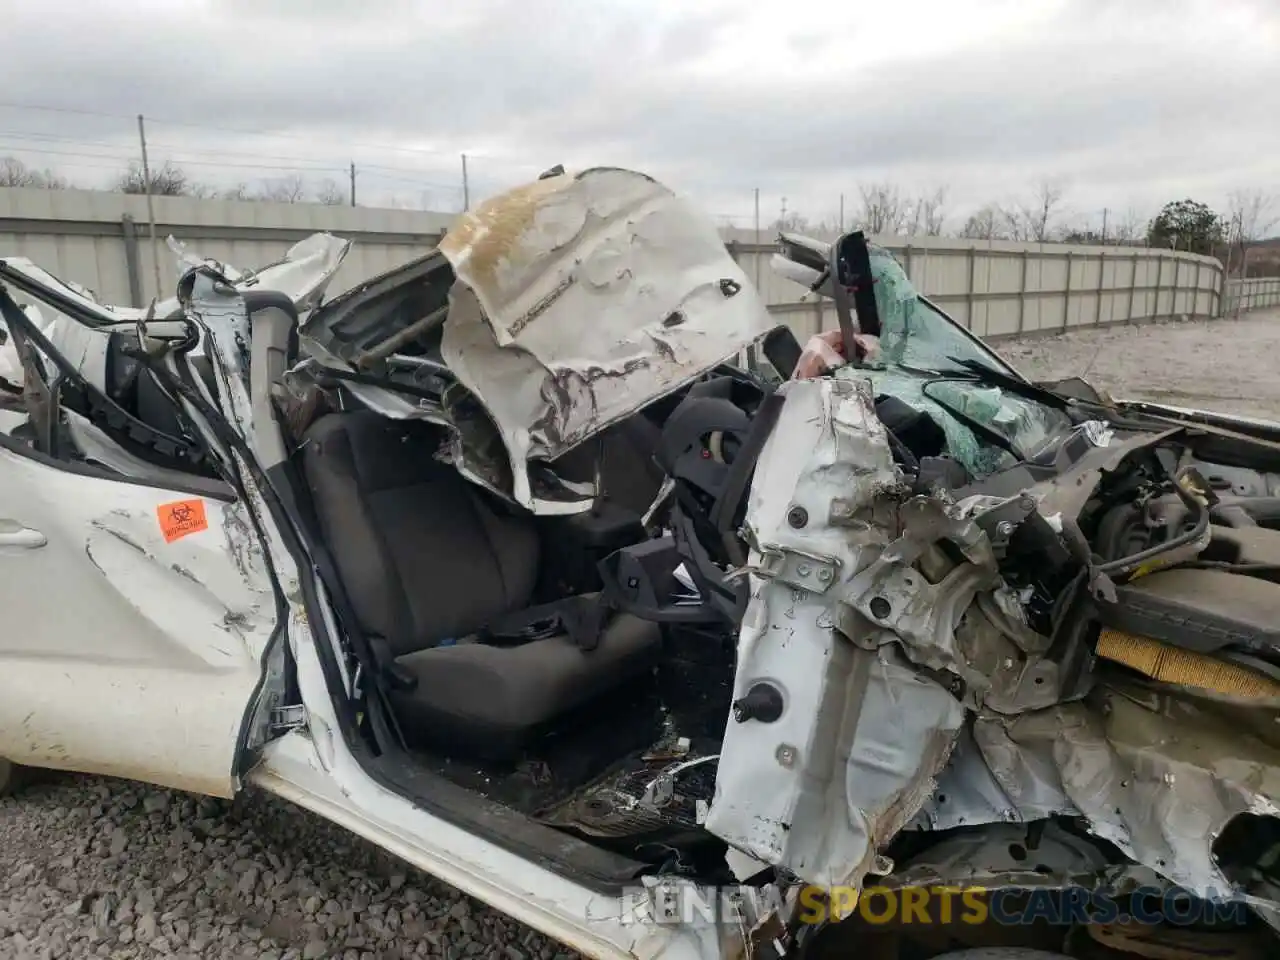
157 499 208 544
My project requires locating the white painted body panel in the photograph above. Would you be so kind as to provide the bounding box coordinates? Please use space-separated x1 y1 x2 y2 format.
706 378 965 889
0 446 273 797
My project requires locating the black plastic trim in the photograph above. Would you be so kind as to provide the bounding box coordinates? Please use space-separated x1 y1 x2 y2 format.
0 412 235 500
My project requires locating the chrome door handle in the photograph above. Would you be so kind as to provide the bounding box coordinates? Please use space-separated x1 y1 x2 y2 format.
0 520 46 549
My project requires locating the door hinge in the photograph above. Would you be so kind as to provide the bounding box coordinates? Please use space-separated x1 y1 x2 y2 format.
269 704 309 732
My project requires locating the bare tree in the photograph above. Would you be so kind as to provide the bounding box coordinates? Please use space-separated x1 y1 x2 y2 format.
219 182 253 201
907 186 949 236
960 204 1005 240
258 174 309 203
1111 206 1143 245
115 160 192 196
857 181 908 235
1003 179 1065 242
1224 188 1279 276
315 178 347 206
0 156 69 189
770 212 811 233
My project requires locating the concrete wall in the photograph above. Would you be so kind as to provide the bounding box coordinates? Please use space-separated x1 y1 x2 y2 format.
0 188 1238 343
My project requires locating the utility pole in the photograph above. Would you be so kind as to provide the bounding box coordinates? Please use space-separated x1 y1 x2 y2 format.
780 196 787 229
349 162 357 207
839 193 845 232
461 154 470 211
1101 207 1108 245
136 114 162 299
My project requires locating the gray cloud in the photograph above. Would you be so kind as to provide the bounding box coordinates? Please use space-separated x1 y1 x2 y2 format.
0 0 1274 228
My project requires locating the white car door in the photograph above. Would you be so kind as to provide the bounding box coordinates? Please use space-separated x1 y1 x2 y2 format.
0 252 311 799
0 439 280 798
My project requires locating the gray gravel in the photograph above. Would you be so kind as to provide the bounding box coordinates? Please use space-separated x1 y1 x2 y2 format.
4 308 1277 959
999 307 1280 422
0 774 577 960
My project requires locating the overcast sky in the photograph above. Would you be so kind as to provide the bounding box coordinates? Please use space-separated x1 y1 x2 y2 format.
0 0 1276 232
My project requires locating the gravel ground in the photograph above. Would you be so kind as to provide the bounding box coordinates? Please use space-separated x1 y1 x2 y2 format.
3 307 1278 960
0 776 574 960
999 307 1280 421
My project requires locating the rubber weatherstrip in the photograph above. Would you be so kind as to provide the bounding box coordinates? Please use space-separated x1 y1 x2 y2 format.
708 390 786 565
0 285 209 470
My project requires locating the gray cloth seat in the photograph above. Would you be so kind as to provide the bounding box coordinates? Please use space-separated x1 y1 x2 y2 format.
300 410 661 759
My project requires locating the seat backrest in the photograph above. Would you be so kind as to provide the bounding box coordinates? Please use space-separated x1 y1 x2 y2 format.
301 410 540 656
547 415 667 517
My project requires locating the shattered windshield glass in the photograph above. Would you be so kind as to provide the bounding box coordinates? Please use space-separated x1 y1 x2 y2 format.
842 243 1073 476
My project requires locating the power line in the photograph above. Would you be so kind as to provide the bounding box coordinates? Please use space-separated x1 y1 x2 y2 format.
0 138 471 194
0 102 754 215
0 141 345 173
0 98 545 170
0 124 534 191
0 128 428 172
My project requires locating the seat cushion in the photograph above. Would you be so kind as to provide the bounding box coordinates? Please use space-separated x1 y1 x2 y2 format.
301 411 539 655
392 614 663 760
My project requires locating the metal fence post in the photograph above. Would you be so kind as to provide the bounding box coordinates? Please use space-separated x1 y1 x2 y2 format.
1127 252 1139 323
1017 249 1029 334
1095 251 1106 327
1063 250 1073 329
1154 255 1163 319
120 214 144 308
966 246 977 331
1172 256 1182 318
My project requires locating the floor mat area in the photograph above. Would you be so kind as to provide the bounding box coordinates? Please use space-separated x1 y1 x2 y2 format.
410 633 735 856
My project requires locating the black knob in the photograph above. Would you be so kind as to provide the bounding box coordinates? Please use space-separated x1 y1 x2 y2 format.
732 683 784 723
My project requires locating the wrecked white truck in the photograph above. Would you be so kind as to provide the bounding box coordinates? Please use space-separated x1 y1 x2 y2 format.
2 166 1280 960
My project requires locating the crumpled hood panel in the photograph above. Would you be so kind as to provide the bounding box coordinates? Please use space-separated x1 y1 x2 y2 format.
437 167 778 506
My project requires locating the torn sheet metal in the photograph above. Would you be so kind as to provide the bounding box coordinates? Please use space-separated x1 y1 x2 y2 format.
165 232 351 316
908 722 1079 832
438 167 780 513
0 257 135 322
0 233 348 328
890 821 1116 891
969 684 1280 905
707 376 965 890
0 235 351 400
